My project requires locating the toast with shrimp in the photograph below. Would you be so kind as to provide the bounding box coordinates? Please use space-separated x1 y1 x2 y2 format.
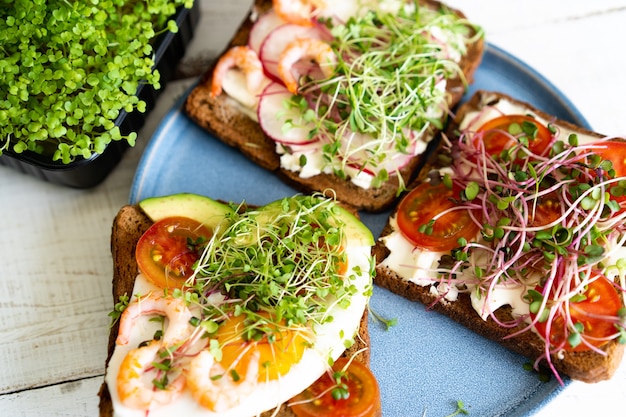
184 0 484 212
373 90 626 383
99 193 381 416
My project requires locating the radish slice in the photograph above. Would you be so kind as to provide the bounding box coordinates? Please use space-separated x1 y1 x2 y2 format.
377 129 428 172
258 83 320 145
248 10 285 55
342 129 426 174
259 24 325 80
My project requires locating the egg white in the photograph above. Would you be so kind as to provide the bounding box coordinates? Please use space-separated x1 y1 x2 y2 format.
105 243 372 417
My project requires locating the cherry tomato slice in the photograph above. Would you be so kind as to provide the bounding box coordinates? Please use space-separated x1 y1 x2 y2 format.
476 115 553 157
529 195 563 228
289 358 380 417
396 182 480 252
585 140 626 204
531 273 621 352
136 216 212 289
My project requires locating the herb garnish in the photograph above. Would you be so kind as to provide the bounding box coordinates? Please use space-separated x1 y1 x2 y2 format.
291 2 483 188
0 0 193 163
186 195 360 339
425 114 626 382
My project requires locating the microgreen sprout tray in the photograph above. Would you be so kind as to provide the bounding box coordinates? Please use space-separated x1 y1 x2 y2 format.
0 2 200 189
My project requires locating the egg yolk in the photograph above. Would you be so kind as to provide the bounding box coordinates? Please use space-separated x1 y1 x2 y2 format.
216 313 311 382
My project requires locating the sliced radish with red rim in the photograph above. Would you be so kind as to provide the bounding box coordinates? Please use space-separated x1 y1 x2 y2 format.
248 10 285 55
258 83 320 146
341 129 424 175
259 24 327 81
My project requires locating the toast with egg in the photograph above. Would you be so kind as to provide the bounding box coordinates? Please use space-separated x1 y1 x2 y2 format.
184 0 484 212
98 195 381 416
373 90 626 383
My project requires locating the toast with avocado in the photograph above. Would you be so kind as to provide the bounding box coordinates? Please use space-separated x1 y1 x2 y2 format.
98 193 381 416
184 0 484 212
373 90 626 383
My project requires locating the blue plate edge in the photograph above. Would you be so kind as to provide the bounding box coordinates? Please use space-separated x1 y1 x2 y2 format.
483 43 591 130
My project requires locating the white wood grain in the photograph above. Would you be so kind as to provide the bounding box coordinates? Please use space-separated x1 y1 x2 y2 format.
1 0 626 415
1 377 101 417
445 0 626 136
0 0 252 396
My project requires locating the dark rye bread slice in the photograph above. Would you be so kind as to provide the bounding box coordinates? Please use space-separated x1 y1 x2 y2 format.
372 90 626 383
99 204 379 416
184 0 485 213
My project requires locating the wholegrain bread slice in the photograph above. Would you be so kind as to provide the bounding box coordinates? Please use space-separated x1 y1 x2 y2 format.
98 203 379 416
184 0 484 212
373 90 626 383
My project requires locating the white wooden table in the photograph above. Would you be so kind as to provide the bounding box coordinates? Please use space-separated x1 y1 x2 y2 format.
2 1 625 415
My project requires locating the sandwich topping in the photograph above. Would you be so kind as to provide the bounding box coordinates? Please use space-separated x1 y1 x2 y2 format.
211 0 482 190
106 195 376 416
380 94 626 381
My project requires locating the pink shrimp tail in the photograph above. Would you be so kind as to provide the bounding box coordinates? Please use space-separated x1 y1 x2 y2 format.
210 46 264 98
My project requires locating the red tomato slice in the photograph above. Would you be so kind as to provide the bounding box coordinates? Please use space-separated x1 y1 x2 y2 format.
396 182 480 252
529 195 562 228
136 216 212 289
289 358 380 417
591 141 626 177
476 114 553 157
531 273 621 352
585 140 626 204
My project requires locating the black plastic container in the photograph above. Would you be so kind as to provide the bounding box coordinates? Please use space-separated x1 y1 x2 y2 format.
0 2 200 188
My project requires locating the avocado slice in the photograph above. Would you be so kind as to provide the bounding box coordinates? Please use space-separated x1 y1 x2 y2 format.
138 193 235 230
256 196 374 247
333 204 375 247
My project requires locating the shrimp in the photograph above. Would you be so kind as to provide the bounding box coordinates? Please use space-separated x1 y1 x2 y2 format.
272 0 327 27
278 38 337 94
116 340 186 409
210 46 265 98
116 293 194 347
186 349 260 412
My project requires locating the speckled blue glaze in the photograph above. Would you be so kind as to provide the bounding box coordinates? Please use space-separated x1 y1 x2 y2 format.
130 44 590 417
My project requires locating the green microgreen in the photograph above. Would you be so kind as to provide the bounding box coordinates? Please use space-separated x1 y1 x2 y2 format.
368 306 398 331
181 195 365 351
444 400 469 416
425 112 626 383
289 2 482 187
0 0 193 163
618 312 626 344
464 182 480 200
152 358 172 372
329 368 351 400
567 322 585 348
209 339 222 362
151 374 169 390
230 369 241 382
108 293 129 328
523 362 552 382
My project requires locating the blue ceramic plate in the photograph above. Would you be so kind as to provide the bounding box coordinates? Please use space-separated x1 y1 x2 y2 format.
131 44 590 417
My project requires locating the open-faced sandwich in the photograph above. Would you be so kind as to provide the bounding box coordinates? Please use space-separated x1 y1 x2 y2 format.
374 90 626 383
99 193 380 416
185 0 484 212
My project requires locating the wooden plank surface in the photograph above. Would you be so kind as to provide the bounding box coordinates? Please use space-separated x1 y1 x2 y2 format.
0 0 252 396
1 0 625 415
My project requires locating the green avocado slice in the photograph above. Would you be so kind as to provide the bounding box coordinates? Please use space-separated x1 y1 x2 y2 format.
255 196 374 247
138 193 235 230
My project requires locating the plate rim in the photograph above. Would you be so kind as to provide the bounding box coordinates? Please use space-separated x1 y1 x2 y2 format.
483 43 590 129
